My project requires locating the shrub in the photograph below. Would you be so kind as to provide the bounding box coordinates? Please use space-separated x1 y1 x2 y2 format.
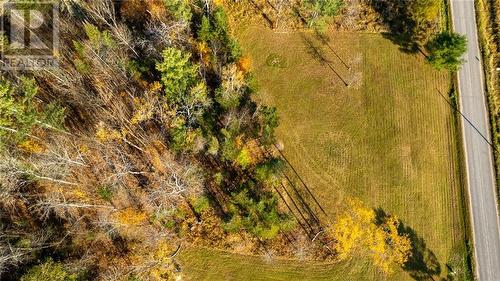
97 185 113 202
192 195 210 214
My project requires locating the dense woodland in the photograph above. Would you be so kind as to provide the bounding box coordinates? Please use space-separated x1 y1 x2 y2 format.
0 0 465 280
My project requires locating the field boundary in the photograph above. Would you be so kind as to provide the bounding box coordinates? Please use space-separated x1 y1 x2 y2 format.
444 0 475 278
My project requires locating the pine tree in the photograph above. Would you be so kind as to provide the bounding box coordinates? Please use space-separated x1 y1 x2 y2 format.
156 47 199 101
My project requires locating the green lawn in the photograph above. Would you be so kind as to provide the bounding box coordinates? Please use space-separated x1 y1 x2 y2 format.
178 26 468 280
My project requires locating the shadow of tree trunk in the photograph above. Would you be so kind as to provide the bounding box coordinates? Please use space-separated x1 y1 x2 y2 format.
249 0 276 29
299 33 349 86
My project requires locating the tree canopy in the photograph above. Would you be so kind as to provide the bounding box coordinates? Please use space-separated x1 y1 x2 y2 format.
426 31 468 71
156 47 199 101
326 199 412 273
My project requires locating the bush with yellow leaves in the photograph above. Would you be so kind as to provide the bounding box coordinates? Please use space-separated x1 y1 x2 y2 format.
95 123 122 143
114 207 148 226
17 139 45 153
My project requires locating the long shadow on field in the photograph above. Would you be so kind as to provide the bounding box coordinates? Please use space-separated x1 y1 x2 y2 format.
299 33 349 87
313 32 351 71
248 0 276 28
375 208 442 281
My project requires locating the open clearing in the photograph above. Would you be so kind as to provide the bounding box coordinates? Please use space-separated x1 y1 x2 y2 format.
178 26 468 280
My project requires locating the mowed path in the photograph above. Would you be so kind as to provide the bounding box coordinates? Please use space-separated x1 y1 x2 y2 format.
179 28 468 280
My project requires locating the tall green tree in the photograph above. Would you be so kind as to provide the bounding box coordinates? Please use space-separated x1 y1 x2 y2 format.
156 48 212 153
254 157 285 185
0 77 65 148
196 8 241 61
259 106 279 145
156 48 199 101
425 31 467 71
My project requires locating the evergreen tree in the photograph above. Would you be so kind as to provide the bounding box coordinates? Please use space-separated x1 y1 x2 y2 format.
156 47 199 101
259 106 279 145
254 158 285 185
225 188 294 239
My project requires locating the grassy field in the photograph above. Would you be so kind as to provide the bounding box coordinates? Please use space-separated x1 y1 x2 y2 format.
179 247 376 281
178 26 468 280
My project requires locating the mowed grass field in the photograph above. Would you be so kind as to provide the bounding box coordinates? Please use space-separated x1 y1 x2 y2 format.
178 26 468 280
179 247 376 281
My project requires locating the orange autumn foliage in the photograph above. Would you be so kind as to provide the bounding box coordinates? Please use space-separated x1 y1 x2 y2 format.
237 56 252 73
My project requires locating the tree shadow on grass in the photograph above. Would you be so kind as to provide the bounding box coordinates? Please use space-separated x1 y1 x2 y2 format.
375 208 442 281
368 0 419 53
380 32 419 54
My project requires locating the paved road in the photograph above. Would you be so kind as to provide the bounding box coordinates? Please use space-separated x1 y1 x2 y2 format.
451 0 500 280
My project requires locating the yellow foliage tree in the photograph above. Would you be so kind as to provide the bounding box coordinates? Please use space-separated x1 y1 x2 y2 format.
95 123 122 143
329 214 362 260
17 139 45 153
372 215 413 272
326 199 412 273
114 208 148 226
131 96 155 125
214 0 224 7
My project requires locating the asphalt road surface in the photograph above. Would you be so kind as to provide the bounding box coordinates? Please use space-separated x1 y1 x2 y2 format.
451 0 500 280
